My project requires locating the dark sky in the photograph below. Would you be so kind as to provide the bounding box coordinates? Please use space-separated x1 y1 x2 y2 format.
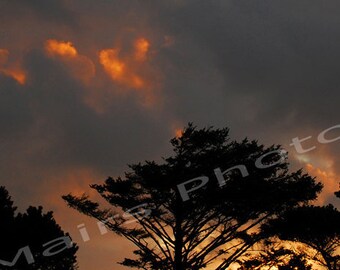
1 1 340 269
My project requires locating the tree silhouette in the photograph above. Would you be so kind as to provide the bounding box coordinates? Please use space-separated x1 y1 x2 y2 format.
0 186 78 270
264 205 340 270
0 187 17 268
237 240 314 270
237 245 313 270
64 124 322 270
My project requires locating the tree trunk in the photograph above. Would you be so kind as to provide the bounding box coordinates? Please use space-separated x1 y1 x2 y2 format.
174 194 184 270
320 251 333 270
174 223 184 270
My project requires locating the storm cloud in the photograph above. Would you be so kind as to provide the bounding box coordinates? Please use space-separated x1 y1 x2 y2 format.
1 1 340 269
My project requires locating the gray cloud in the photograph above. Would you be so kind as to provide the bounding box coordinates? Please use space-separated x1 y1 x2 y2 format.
1 1 340 269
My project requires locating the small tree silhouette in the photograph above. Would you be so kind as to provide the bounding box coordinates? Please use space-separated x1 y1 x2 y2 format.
237 245 313 270
264 205 340 270
64 124 322 270
0 186 78 270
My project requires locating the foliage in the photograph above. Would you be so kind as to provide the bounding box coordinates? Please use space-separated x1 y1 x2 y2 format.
0 187 78 270
64 123 322 270
264 205 340 269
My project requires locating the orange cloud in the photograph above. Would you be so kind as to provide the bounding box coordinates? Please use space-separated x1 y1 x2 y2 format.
99 48 145 89
175 128 183 138
305 162 338 205
293 148 339 205
170 121 185 138
43 38 161 113
44 39 95 84
2 69 26 85
306 163 339 201
134 38 150 62
96 37 164 111
45 39 78 58
99 49 125 80
0 48 26 85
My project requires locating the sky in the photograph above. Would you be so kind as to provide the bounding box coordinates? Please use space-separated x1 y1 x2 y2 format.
1 0 340 269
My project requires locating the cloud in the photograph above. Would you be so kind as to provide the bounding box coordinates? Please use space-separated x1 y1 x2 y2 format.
0 46 172 187
45 39 78 58
305 163 338 205
2 1 340 269
134 38 150 62
98 37 161 109
0 49 26 85
44 39 95 85
99 48 144 89
0 0 75 25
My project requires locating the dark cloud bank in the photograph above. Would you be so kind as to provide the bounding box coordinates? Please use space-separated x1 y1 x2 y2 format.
1 1 340 269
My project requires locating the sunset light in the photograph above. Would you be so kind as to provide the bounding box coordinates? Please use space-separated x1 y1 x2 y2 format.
0 49 26 85
2 69 26 85
99 49 126 80
99 45 147 90
1 2 340 270
134 38 150 61
45 39 78 58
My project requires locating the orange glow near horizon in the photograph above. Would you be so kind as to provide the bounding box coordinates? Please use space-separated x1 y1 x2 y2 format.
45 39 78 58
294 150 339 204
305 162 338 204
